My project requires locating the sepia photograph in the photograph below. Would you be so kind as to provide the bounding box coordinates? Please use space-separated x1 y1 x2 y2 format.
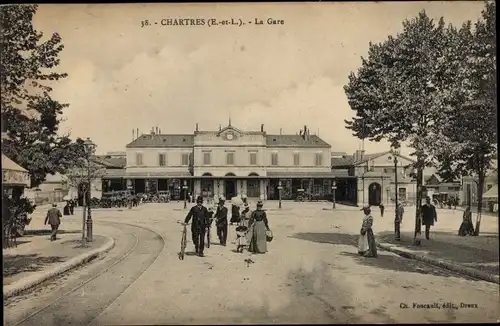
1 1 498 324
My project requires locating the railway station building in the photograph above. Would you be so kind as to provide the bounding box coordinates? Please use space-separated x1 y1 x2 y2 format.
101 122 355 202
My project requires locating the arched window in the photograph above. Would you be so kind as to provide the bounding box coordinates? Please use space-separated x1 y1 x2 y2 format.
248 172 259 176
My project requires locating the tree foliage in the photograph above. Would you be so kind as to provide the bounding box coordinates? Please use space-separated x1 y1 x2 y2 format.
428 1 496 235
344 11 452 237
1 5 85 187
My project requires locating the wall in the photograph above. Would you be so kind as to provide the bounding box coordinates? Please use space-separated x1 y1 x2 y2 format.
126 147 192 174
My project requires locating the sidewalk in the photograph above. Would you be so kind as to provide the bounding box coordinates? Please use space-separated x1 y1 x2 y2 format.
3 214 115 298
377 230 499 284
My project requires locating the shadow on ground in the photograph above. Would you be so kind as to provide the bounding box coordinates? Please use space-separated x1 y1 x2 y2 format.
24 230 82 236
289 232 358 247
339 251 477 281
3 254 65 277
290 232 481 281
378 231 499 276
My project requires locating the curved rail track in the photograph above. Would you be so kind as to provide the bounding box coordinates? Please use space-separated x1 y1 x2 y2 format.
5 221 166 326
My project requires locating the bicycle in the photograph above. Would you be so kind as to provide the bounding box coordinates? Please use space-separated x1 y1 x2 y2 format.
177 220 188 260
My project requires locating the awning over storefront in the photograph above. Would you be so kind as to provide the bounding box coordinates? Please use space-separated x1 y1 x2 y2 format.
483 185 498 200
102 170 357 179
2 153 30 187
125 171 192 179
266 171 356 179
103 169 127 179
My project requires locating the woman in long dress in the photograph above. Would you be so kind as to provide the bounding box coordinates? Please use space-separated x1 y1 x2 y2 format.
358 204 378 258
248 201 270 254
458 206 475 236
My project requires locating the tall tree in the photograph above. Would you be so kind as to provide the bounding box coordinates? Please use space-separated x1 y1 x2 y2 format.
429 1 497 235
1 4 84 187
344 11 450 240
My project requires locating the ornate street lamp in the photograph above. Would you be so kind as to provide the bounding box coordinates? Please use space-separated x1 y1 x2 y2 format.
183 180 188 209
390 147 401 241
277 180 283 209
84 137 96 242
332 178 337 209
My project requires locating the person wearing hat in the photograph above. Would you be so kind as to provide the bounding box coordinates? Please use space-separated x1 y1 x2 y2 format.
45 203 62 241
421 196 438 240
248 200 270 254
184 196 210 257
214 198 228 246
358 204 377 257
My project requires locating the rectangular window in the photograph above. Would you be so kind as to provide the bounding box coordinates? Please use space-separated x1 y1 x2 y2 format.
203 152 211 165
158 153 166 166
315 153 323 166
226 152 235 165
293 153 300 166
136 153 143 166
271 153 278 166
181 153 189 166
249 152 257 165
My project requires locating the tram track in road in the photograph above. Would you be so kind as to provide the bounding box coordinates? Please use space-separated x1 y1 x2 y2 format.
5 221 166 326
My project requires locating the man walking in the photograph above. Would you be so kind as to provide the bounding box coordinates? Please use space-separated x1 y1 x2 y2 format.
379 203 385 217
45 203 62 241
421 196 437 240
395 202 404 241
214 198 228 246
184 196 209 257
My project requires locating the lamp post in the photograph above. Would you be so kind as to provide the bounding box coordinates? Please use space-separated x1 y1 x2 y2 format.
391 147 401 241
332 178 337 209
277 180 283 209
183 180 188 209
81 183 87 247
83 137 96 242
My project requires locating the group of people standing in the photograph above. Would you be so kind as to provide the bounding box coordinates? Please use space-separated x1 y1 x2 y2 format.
357 195 441 257
184 196 271 257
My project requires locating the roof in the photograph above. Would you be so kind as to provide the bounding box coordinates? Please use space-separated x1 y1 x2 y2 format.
266 135 331 148
331 156 355 167
126 134 195 148
94 155 126 168
2 153 27 172
483 185 498 199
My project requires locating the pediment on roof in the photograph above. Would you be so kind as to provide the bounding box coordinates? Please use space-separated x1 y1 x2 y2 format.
216 125 244 140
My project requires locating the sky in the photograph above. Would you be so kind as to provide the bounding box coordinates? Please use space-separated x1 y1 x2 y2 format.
33 2 486 156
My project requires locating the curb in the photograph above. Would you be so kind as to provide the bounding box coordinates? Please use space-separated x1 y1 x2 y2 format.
3 236 116 299
377 242 500 285
24 229 82 236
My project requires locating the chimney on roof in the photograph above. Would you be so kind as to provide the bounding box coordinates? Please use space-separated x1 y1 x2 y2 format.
156 126 159 134
303 125 308 140
261 124 264 132
280 128 282 135
136 128 139 138
159 128 161 134
196 123 199 132
354 149 365 162
219 124 221 131
132 129 135 141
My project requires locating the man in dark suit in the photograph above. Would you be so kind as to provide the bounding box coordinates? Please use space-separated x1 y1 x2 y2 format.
45 203 62 241
185 196 209 257
214 198 228 246
421 196 437 240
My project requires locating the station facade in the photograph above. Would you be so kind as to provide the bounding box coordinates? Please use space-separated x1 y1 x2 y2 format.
102 122 352 201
